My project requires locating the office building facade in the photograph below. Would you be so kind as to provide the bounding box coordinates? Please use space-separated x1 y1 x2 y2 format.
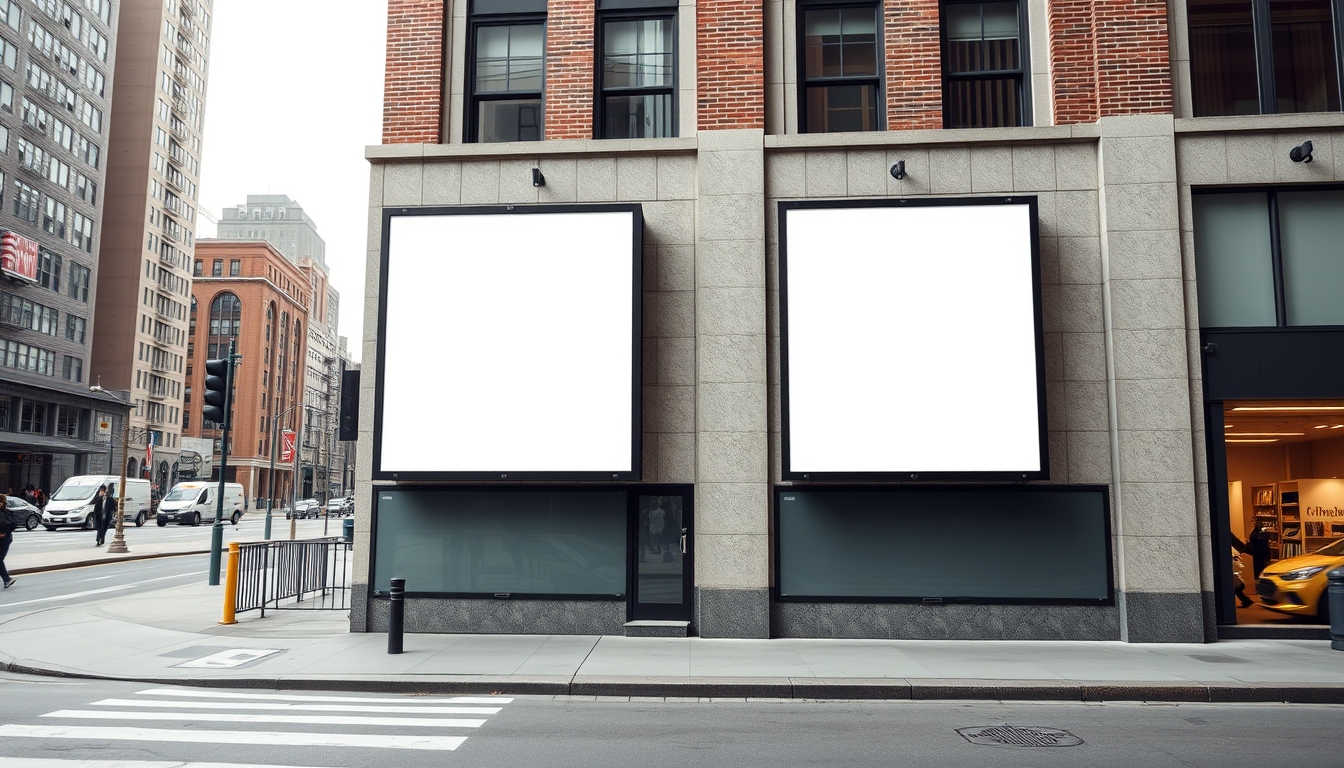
354 0 1344 643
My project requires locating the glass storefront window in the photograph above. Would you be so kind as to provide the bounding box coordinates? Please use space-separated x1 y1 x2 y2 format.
1278 190 1344 326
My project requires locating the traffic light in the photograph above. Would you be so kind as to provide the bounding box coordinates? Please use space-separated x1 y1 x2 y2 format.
202 358 231 426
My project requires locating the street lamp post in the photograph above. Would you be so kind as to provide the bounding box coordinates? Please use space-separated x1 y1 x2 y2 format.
90 383 140 554
266 403 300 540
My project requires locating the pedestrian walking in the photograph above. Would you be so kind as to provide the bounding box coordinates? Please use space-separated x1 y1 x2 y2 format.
93 484 112 547
0 493 18 588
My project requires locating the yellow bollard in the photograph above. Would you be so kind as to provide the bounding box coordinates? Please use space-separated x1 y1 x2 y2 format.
219 541 239 625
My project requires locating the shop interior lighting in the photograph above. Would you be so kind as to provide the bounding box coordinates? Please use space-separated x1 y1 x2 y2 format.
1226 439 1279 443
1333 424 1344 429
1230 406 1344 412
1224 432 1304 437
1314 425 1330 428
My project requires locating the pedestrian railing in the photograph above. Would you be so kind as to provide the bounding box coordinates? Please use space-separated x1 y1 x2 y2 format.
234 537 351 617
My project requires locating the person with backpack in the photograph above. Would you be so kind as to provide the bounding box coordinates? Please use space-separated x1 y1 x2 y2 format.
0 493 18 588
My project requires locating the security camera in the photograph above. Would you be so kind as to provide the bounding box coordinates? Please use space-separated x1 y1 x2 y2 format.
1289 141 1314 164
890 160 906 180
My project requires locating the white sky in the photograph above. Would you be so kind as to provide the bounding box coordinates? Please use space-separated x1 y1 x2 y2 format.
194 0 388 361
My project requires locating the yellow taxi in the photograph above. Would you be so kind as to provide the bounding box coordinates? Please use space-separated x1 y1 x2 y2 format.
1256 537 1344 622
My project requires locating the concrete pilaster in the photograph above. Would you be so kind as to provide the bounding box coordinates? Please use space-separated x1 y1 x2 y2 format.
694 129 770 638
1097 115 1204 643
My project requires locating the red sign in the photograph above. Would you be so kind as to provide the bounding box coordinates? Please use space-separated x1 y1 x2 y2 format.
0 230 39 283
280 430 296 463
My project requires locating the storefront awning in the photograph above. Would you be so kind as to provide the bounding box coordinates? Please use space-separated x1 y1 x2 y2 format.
0 432 109 455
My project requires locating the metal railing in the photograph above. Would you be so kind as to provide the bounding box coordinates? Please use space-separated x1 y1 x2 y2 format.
234 537 350 617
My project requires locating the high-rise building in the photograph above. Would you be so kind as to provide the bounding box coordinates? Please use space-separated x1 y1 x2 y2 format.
90 0 212 491
215 194 341 500
0 0 124 493
184 239 308 506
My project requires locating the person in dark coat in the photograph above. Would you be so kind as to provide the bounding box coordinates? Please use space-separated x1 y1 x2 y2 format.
93 485 111 547
0 493 17 588
1230 534 1254 607
1247 521 1273 578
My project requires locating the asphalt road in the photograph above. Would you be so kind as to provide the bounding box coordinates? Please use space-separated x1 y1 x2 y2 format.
0 674 1339 768
0 554 215 615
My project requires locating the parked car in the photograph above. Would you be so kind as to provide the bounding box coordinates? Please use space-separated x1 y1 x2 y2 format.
324 497 352 517
1256 536 1344 622
288 498 320 519
6 496 42 531
156 481 247 526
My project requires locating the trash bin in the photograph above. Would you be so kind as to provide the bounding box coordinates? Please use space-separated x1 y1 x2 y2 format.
343 518 354 543
1329 567 1344 651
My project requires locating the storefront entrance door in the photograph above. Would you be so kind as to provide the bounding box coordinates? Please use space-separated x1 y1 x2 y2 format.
631 491 693 622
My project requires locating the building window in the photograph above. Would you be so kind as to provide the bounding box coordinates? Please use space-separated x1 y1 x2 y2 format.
598 14 676 138
229 259 240 276
61 354 81 382
65 314 85 343
942 0 1029 128
211 259 222 276
67 263 90 302
1189 0 1341 116
1194 187 1344 327
469 21 545 143
799 4 881 133
12 180 37 224
36 249 60 292
193 260 202 276
19 400 46 433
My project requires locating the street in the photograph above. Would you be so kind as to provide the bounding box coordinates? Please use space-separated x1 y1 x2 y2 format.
5 516 347 575
0 674 1340 767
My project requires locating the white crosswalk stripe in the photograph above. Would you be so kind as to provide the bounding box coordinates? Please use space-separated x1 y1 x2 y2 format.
0 687 514 755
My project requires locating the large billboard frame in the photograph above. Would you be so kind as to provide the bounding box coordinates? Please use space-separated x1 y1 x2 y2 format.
779 196 1048 482
373 204 643 481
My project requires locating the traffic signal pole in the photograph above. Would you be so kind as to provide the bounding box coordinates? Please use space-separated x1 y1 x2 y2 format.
204 340 239 587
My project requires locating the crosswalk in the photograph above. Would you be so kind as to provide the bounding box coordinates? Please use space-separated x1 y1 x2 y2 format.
0 687 513 758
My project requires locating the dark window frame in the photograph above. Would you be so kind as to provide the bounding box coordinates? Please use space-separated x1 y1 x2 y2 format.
465 13 547 143
1193 183 1344 329
939 0 1032 128
796 0 884 134
1189 0 1344 117
594 8 678 139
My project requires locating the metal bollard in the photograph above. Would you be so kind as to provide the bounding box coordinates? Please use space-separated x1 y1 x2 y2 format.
1329 568 1344 652
219 542 240 626
388 577 406 654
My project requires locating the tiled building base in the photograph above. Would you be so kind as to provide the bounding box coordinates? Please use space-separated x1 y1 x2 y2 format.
364 596 627 635
772 602 1121 641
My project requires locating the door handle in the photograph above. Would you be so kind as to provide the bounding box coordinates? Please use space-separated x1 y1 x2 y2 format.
680 527 688 554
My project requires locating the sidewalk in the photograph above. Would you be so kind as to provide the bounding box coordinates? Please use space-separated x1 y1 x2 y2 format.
2 575 1343 703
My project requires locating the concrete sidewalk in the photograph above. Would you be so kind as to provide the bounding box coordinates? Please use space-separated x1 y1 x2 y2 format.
2 575 1344 702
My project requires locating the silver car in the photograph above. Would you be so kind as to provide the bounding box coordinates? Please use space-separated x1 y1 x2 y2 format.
6 497 42 531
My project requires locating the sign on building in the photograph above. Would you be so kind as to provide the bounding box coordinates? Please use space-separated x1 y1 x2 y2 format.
0 230 39 283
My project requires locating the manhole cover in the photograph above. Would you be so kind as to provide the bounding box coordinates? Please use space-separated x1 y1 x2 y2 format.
957 726 1083 748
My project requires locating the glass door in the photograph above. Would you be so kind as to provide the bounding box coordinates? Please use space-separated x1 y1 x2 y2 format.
631 490 692 621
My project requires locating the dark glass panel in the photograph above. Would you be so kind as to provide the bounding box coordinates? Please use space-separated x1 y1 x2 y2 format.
1188 0 1261 116
1270 0 1340 113
805 84 878 132
945 77 1021 128
604 93 674 138
478 99 543 142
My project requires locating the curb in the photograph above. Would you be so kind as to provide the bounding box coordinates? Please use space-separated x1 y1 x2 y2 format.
10 550 209 576
4 661 1344 703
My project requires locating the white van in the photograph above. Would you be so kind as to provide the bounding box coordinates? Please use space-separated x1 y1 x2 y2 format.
43 476 153 530
157 481 247 526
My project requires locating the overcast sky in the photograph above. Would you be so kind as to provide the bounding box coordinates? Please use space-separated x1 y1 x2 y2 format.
195 0 388 361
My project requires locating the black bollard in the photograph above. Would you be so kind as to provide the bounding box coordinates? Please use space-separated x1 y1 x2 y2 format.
388 577 406 654
1329 568 1344 652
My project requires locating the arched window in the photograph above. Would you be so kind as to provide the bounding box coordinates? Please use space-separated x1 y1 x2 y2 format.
127 457 138 477
207 292 241 361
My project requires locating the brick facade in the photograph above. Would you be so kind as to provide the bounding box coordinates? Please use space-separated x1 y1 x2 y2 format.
697 0 765 130
1049 0 1171 125
383 0 446 144
544 0 597 139
884 0 942 130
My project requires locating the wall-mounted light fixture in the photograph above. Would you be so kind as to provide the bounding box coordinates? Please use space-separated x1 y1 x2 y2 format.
1289 141 1314 163
532 167 546 187
889 160 906 180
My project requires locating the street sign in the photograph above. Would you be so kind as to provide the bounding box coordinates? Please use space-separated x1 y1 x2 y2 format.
281 429 296 463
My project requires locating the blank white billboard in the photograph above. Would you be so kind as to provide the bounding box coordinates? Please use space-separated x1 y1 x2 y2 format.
782 200 1044 477
377 208 639 476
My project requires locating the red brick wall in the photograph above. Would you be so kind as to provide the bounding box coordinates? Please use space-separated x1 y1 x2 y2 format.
884 0 942 130
698 0 764 130
544 0 596 139
383 0 445 144
1049 0 1171 125
1095 0 1172 116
